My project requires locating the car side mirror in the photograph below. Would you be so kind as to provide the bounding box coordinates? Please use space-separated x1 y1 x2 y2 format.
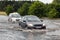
40 20 43 22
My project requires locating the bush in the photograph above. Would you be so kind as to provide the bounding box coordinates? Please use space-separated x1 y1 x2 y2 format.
5 5 13 15
28 1 45 18
17 2 31 16
46 8 58 18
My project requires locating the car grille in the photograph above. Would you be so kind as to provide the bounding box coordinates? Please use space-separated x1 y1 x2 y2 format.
34 24 42 26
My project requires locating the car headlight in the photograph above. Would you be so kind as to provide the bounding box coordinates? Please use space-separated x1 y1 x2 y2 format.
43 24 46 26
28 24 33 26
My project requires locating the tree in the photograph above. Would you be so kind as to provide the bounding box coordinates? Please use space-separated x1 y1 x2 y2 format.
53 0 60 4
5 5 13 15
51 0 60 17
17 2 31 16
28 1 45 17
46 8 58 18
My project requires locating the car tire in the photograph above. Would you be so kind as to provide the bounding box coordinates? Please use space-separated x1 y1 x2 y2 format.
21 24 27 29
8 19 9 21
12 21 15 23
10 19 12 22
8 19 11 22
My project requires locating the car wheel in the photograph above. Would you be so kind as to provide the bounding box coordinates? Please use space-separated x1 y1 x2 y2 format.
8 19 9 21
21 24 27 29
8 19 11 22
11 19 12 22
12 21 15 23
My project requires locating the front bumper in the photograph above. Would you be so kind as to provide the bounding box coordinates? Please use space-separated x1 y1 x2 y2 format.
27 26 46 29
12 19 20 22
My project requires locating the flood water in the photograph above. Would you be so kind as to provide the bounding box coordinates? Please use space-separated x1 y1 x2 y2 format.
0 15 60 40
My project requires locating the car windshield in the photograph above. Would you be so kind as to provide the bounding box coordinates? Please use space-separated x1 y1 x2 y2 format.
11 14 20 18
26 16 40 22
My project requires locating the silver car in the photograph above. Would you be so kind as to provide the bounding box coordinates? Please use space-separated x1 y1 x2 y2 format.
19 15 46 29
8 12 21 23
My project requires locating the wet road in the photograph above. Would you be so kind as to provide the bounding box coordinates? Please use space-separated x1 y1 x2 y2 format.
0 15 60 40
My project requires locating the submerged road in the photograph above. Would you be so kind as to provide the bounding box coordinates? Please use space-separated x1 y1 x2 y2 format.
0 15 60 40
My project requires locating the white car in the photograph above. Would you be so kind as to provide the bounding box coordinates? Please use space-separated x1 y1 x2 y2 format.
8 12 21 23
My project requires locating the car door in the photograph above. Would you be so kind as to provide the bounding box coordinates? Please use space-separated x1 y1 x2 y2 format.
21 17 27 27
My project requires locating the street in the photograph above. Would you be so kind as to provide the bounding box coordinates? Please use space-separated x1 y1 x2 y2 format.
0 15 60 40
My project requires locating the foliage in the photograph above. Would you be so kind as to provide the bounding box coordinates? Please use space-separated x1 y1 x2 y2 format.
52 0 60 4
28 1 45 17
0 1 60 18
17 2 31 16
5 5 13 15
46 8 58 18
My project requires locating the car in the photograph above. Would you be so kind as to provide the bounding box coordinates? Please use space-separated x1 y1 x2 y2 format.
19 15 46 29
8 12 21 23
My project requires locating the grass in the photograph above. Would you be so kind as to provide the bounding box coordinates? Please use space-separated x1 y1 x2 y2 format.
0 11 7 15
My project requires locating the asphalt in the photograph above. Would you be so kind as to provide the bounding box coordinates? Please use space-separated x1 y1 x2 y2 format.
0 15 60 40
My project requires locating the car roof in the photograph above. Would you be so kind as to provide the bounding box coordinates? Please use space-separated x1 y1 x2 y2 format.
10 12 19 14
23 15 37 17
9 12 20 15
9 12 21 17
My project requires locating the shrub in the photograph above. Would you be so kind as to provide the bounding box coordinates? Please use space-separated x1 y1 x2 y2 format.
28 1 45 18
17 2 30 16
5 5 13 15
46 8 58 18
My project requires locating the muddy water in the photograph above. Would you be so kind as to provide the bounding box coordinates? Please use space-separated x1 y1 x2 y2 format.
0 29 26 40
0 29 60 40
0 16 60 40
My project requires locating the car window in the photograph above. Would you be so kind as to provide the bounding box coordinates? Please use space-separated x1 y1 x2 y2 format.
26 16 40 22
22 17 26 21
11 14 20 18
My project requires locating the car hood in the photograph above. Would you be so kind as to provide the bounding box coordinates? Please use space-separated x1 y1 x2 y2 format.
12 18 21 19
27 22 43 25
